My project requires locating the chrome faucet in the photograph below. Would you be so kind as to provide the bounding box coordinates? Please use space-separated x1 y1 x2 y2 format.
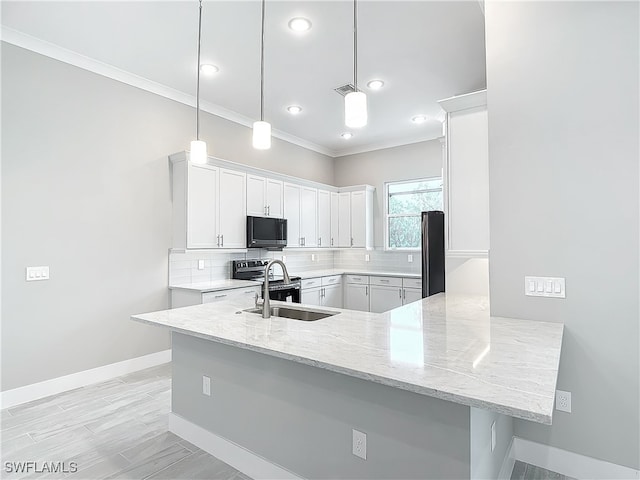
262 259 291 319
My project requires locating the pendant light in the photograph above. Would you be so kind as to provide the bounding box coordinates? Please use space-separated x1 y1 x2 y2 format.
345 0 367 128
252 0 271 150
190 0 208 164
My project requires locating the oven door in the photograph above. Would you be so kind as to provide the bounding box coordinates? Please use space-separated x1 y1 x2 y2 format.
267 284 301 303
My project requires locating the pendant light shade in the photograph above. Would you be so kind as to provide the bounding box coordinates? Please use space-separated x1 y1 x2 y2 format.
190 140 208 164
345 91 367 128
345 0 367 128
253 0 271 150
191 0 208 164
252 121 271 150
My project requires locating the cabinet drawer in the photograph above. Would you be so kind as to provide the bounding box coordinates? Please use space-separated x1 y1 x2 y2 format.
301 278 322 289
345 275 369 284
370 276 402 287
202 291 234 303
403 277 422 289
322 275 342 286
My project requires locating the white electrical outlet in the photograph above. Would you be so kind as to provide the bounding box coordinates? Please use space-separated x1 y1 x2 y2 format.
282 255 287 263
26 266 50 282
352 429 367 460
407 254 413 263
490 421 496 452
525 276 566 298
556 390 571 413
365 254 370 262
311 254 316 262
198 260 205 270
202 375 211 396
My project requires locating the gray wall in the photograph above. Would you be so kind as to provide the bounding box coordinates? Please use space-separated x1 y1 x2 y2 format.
172 332 471 479
485 1 639 469
1 44 333 391
334 140 443 248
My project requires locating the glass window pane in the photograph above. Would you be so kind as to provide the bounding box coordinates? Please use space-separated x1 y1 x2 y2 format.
389 191 443 214
388 216 421 249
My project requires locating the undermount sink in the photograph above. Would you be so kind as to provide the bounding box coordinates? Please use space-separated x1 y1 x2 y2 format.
243 306 338 321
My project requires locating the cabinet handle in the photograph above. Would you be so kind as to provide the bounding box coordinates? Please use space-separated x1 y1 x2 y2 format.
214 294 227 299
381 279 389 283
403 289 406 300
318 237 321 246
399 288 402 299
221 234 224 247
365 286 368 296
216 234 220 247
331 238 334 247
268 205 270 216
321 288 325 298
351 237 354 247
244 290 255 294
264 205 267 215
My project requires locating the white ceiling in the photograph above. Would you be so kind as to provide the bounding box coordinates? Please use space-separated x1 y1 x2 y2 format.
1 1 486 157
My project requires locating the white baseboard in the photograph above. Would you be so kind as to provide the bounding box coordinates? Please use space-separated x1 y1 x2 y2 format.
168 413 303 480
512 437 640 480
0 349 171 409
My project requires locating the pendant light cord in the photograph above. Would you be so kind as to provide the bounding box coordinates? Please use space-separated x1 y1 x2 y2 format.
260 0 266 122
196 0 203 140
353 0 358 92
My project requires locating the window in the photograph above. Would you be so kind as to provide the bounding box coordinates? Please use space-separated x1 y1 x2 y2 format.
386 177 443 249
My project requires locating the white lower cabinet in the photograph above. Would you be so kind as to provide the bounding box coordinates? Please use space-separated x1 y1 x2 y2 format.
368 276 424 313
171 285 261 309
402 287 422 305
344 275 370 311
301 276 343 308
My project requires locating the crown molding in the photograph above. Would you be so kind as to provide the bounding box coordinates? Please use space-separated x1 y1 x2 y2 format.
438 89 487 113
1 26 335 158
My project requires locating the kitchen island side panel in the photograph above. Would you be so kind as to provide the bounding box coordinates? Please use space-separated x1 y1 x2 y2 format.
172 332 471 479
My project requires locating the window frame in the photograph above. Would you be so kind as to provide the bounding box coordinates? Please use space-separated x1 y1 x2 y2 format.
384 176 443 251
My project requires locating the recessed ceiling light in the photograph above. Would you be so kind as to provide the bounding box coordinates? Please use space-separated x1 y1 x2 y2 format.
288 17 312 32
200 64 219 75
341 132 353 140
367 79 384 90
411 115 428 124
287 105 303 115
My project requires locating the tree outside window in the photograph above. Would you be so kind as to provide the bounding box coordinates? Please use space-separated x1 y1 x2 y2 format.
386 178 443 249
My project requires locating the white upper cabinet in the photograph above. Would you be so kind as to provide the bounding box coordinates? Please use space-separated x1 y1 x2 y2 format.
338 192 351 247
284 183 301 247
330 192 339 248
246 174 283 218
317 190 331 248
172 160 246 249
300 187 318 247
218 168 246 248
186 164 218 249
438 90 489 257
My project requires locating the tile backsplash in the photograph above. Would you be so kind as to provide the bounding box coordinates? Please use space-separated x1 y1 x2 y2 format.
169 248 419 285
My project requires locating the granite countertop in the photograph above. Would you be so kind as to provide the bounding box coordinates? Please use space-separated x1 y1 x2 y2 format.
169 269 421 292
132 293 564 424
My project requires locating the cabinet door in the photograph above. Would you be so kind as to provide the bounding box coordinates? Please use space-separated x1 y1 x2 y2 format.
301 287 322 306
265 178 284 218
330 192 339 247
187 164 218 248
350 190 366 248
284 183 301 247
345 283 369 311
322 284 343 309
300 187 318 247
246 174 267 217
338 192 352 247
369 285 403 313
218 168 246 248
317 190 331 248
402 288 422 305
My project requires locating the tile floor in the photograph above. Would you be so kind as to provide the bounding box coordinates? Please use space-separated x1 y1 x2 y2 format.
0 364 248 479
1 363 575 480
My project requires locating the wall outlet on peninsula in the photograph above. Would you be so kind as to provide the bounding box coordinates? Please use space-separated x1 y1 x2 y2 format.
352 429 367 460
556 390 571 413
202 375 211 396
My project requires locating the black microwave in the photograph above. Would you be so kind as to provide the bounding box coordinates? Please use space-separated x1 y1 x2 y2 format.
246 216 287 250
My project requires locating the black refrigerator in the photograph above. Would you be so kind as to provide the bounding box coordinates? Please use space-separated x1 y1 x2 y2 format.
421 211 445 298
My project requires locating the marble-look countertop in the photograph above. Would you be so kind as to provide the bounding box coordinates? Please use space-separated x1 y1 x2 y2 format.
168 279 259 292
132 293 564 424
169 269 421 293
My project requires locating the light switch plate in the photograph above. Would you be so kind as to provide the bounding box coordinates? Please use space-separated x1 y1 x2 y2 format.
525 276 565 298
407 254 413 263
26 266 50 281
198 260 205 270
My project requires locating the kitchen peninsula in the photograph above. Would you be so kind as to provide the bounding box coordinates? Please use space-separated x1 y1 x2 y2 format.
132 294 564 479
